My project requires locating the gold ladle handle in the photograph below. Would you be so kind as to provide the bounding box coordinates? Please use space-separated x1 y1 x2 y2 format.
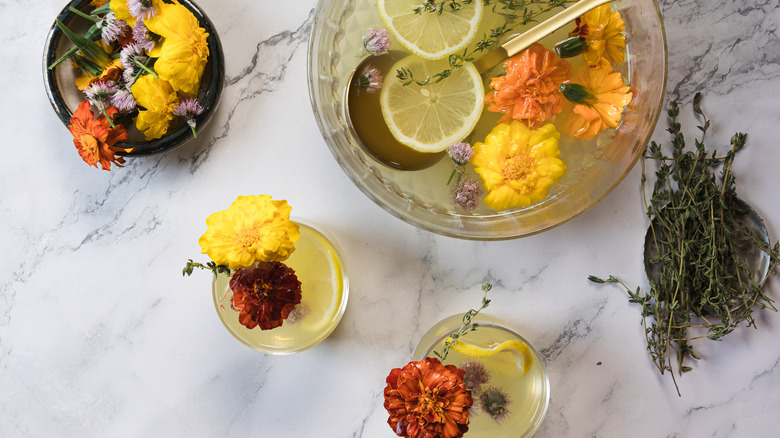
474 0 614 73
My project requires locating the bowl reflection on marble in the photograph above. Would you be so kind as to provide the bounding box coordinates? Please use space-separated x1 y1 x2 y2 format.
42 0 224 156
307 0 668 239
412 314 550 438
211 220 349 354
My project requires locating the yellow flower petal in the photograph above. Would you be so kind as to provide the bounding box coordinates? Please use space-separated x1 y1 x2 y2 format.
131 75 178 140
144 2 209 95
199 195 300 270
473 121 567 210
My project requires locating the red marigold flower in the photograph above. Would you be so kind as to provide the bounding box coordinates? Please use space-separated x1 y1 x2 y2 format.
384 357 473 438
229 261 302 330
67 101 128 170
484 43 570 128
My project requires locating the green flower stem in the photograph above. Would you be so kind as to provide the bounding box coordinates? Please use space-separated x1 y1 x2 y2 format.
101 107 116 128
135 59 159 79
447 166 461 185
91 3 112 15
49 23 102 70
68 6 101 23
56 19 112 68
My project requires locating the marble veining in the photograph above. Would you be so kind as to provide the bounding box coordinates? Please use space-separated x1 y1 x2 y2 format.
1 0 780 437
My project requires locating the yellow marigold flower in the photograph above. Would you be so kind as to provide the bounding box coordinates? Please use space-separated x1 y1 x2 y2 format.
561 58 633 140
144 1 209 95
131 75 178 140
472 121 567 210
199 195 301 270
570 4 626 66
109 0 135 27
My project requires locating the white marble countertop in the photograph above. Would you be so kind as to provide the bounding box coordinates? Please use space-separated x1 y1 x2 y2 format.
3 0 780 436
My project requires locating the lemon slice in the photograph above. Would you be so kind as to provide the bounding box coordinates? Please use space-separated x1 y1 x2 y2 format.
378 0 483 60
447 337 534 376
380 57 484 153
289 225 345 332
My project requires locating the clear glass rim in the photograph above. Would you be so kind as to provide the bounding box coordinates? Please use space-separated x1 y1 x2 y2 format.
412 313 551 438
307 0 669 240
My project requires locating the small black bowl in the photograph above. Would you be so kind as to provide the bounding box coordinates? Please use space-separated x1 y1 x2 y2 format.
42 0 224 156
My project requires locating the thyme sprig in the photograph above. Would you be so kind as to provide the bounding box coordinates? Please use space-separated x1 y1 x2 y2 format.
433 283 492 361
590 95 780 395
182 259 232 280
413 0 474 14
398 0 575 86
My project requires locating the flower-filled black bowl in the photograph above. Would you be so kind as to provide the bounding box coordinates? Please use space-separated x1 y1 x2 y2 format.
43 0 224 162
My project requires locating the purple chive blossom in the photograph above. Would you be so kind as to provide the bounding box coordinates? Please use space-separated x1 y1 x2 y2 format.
128 0 157 20
447 141 474 165
356 65 383 94
132 20 155 52
84 80 118 112
362 27 390 56
451 177 483 213
173 98 205 137
111 88 137 113
119 43 147 71
122 65 137 85
461 361 491 392
97 13 130 45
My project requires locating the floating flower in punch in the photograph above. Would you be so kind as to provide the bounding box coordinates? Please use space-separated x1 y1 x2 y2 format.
570 4 626 66
131 75 178 140
362 27 390 56
472 121 567 210
144 1 209 95
198 195 300 270
384 357 473 438
461 361 490 392
446 142 473 166
67 101 129 170
560 58 633 140
484 43 570 128
451 177 483 213
355 64 383 94
478 385 511 423
229 261 302 331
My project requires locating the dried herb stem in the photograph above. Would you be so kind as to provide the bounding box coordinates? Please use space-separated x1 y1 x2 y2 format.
590 94 780 395
433 283 492 361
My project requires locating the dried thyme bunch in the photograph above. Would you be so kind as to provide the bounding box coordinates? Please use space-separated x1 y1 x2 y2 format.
590 94 780 395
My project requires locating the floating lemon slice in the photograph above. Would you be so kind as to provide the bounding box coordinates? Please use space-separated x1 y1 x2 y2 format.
378 0 483 60
380 56 484 153
447 337 534 376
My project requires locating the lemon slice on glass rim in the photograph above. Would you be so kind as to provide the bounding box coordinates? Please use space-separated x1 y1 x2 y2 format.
380 56 484 153
378 0 483 60
447 337 535 376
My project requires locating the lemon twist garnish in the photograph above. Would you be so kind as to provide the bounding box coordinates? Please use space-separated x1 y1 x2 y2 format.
447 338 534 377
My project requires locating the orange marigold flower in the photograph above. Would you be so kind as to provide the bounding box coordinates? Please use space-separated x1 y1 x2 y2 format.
570 4 626 66
561 58 633 140
67 101 129 170
229 261 302 331
384 357 473 438
484 43 570 128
